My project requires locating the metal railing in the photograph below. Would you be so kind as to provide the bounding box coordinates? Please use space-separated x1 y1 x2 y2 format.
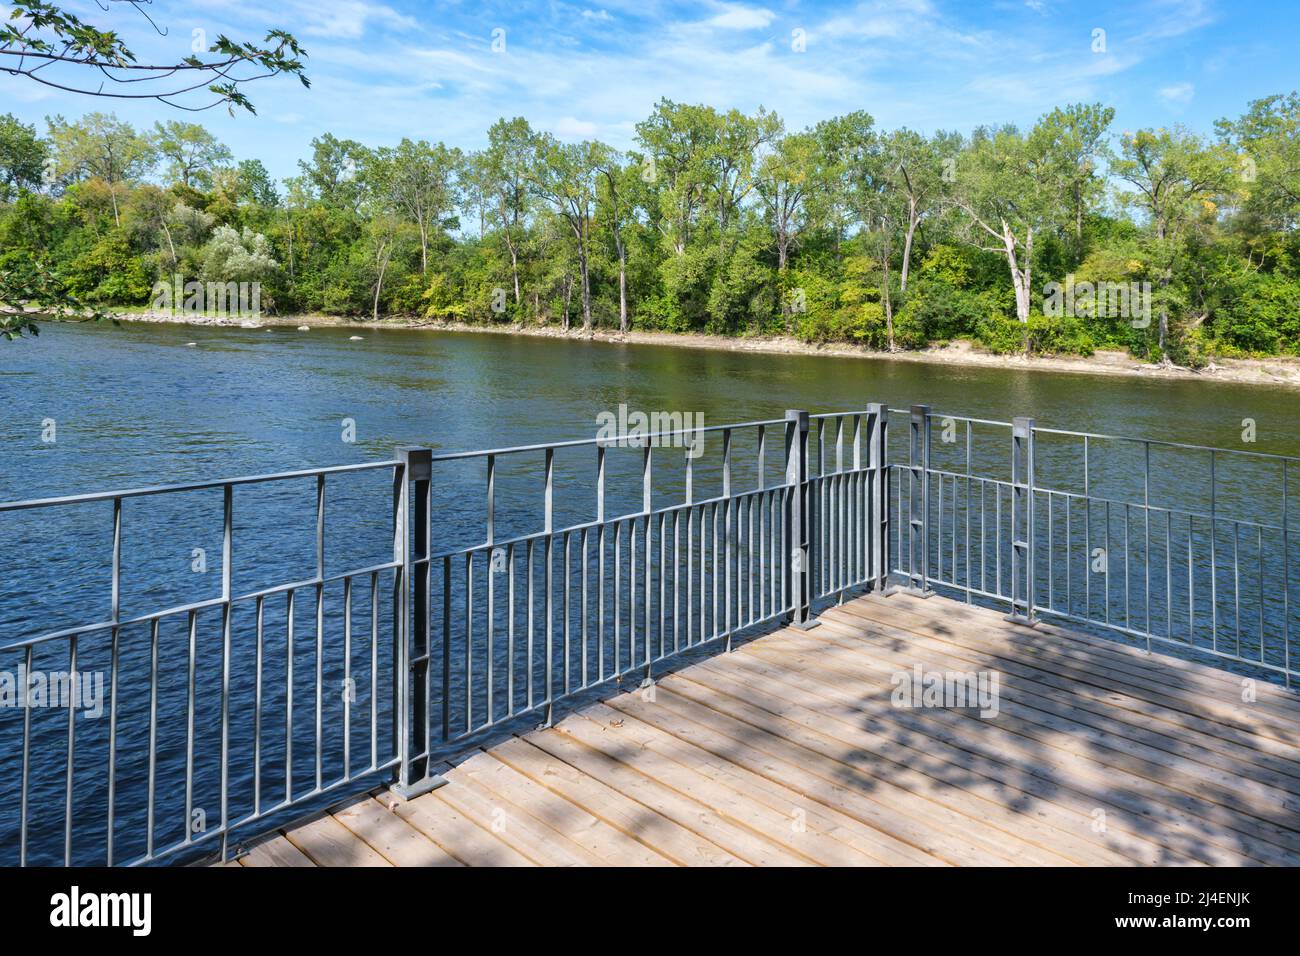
890 404 1300 687
0 461 407 866
396 406 889 793
5 400 1298 866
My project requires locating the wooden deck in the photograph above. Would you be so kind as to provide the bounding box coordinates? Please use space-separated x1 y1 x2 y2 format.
225 591 1300 867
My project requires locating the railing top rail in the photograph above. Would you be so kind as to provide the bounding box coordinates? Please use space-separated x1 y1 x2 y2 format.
426 416 791 463
891 405 1300 468
887 407 1012 429
0 459 403 513
1033 425 1300 466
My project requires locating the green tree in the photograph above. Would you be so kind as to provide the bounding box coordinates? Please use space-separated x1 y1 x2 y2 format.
1112 126 1234 360
0 112 46 201
529 135 601 331
46 112 155 226
951 117 1075 344
152 121 233 189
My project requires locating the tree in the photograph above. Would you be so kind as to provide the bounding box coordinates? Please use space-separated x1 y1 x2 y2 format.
635 99 717 256
594 146 642 332
1 0 307 113
882 129 953 292
0 112 46 201
951 118 1073 344
757 131 824 331
370 139 460 275
235 159 280 207
1112 126 1234 360
529 134 600 331
152 121 232 189
1217 92 1300 232
46 112 155 225
1034 103 1114 242
298 133 369 212
479 118 536 308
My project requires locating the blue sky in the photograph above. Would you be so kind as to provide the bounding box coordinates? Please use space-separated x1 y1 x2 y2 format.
3 0 1297 180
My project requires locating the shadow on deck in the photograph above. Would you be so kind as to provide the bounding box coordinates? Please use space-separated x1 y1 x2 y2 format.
221 590 1300 867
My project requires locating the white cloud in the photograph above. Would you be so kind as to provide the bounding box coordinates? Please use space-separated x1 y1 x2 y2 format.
705 3 776 30
551 116 599 138
582 9 614 21
1158 82 1195 105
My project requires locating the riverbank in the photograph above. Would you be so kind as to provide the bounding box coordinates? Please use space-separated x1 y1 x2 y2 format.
107 308 1300 389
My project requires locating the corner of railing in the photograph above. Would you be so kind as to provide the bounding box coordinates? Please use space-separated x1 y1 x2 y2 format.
784 410 819 630
390 445 447 801
1006 417 1038 628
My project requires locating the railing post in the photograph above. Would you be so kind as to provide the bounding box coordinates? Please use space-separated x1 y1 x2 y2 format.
901 404 933 597
784 409 818 629
1007 417 1037 627
390 446 446 800
866 403 889 591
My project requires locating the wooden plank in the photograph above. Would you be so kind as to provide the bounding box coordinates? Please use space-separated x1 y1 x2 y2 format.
392 789 536 866
844 595 1300 744
433 768 607 866
699 648 1267 865
488 736 747 866
556 708 872 865
765 619 1300 863
331 795 464 867
604 683 1037 866
650 674 1106 867
237 834 316 867
807 610 1300 841
454 750 675 866
871 591 1300 724
576 703 941 866
283 813 393 867
816 607 1300 803
521 722 810 866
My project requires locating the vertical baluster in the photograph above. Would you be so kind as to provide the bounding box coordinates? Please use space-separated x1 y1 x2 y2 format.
1144 441 1152 647
147 620 159 858
508 543 516 712
544 448 554 725
19 644 32 866
564 530 572 695
581 529 589 690
314 474 324 793
722 429 732 648
285 591 294 806
106 495 122 864
220 483 233 855
597 444 606 683
486 455 496 725
372 570 381 764
64 635 78 866
686 451 694 646
184 610 196 842
343 577 351 781
465 553 473 733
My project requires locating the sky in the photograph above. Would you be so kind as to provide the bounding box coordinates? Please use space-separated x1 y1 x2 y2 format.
2 0 1298 180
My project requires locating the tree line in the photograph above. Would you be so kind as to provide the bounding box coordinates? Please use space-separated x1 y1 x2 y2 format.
2 94 1298 363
